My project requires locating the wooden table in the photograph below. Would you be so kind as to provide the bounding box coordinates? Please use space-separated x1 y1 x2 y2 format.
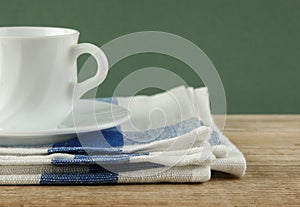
0 115 299 207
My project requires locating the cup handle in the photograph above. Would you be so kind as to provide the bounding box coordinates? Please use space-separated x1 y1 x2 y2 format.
71 43 109 100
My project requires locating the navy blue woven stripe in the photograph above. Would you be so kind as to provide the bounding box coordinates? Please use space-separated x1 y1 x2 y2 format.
100 127 124 147
51 137 82 148
49 128 124 154
49 98 123 154
49 127 124 154
40 172 118 185
48 147 122 155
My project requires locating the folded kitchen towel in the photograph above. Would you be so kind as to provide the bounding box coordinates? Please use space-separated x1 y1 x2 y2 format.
0 86 246 185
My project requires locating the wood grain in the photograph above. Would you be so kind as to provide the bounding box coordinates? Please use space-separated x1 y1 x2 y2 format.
0 115 299 207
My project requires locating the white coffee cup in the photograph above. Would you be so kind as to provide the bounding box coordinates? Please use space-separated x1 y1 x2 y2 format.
0 27 109 131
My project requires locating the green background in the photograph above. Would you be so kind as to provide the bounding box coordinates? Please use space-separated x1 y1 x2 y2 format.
0 0 299 114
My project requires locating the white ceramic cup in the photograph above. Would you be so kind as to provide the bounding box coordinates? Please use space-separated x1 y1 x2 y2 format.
0 27 109 131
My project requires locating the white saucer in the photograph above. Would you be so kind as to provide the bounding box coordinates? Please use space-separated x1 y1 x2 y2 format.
0 100 130 146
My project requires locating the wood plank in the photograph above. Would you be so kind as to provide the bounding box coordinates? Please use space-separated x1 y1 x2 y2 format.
0 115 298 207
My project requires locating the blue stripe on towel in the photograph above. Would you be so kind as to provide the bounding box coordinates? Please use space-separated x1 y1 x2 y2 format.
49 127 124 154
40 172 118 185
123 118 203 145
41 162 118 185
49 98 123 154
209 131 221 145
48 117 203 155
48 146 122 155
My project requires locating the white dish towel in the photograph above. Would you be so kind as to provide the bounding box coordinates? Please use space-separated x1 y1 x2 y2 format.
0 86 246 184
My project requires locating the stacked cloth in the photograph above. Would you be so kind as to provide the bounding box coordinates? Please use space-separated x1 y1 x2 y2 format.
0 86 246 185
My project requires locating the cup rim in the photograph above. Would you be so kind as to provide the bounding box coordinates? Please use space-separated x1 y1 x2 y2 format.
0 26 80 39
